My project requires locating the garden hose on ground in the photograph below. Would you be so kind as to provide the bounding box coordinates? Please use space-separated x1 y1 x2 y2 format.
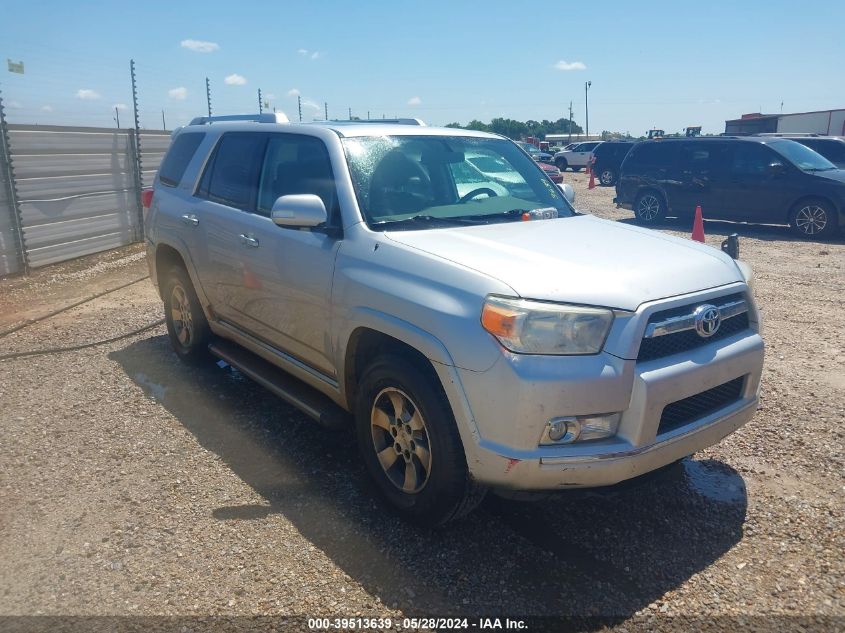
0 275 164 360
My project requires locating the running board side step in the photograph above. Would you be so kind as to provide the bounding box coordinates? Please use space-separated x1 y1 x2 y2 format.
208 340 350 431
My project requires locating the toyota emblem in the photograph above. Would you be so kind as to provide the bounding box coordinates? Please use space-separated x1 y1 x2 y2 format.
693 304 722 338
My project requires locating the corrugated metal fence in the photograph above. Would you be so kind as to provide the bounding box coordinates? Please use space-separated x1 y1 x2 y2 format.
0 124 170 275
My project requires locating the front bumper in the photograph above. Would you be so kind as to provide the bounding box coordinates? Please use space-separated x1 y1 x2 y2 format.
451 322 764 490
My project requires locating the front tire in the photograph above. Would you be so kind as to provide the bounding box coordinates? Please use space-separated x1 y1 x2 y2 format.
555 157 568 171
163 265 211 365
634 190 666 224
789 199 837 238
355 355 485 526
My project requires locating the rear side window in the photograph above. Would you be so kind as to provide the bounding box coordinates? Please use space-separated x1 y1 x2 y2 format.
198 133 267 211
626 142 677 168
158 133 205 187
679 143 725 171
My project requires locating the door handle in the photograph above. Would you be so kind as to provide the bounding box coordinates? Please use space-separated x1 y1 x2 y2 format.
181 213 199 227
239 234 259 248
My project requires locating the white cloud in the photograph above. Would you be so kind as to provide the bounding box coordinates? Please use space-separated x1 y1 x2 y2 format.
297 49 322 60
264 93 276 101
287 88 301 97
76 89 101 100
168 87 188 100
7 100 22 109
302 99 321 111
553 60 586 71
180 39 219 53
407 96 422 106
224 73 247 86
41 105 53 112
113 103 128 110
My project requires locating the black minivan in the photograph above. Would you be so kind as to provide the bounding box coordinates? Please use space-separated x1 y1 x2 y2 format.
614 137 845 238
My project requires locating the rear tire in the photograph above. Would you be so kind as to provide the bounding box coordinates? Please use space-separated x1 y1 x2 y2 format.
163 265 211 365
355 355 486 526
789 198 837 238
599 167 617 186
634 190 666 224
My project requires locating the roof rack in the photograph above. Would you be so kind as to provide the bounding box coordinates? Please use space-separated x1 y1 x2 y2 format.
319 118 426 126
188 112 290 126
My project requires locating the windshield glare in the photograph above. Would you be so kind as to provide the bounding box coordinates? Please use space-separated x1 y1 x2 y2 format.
342 135 574 227
769 139 837 171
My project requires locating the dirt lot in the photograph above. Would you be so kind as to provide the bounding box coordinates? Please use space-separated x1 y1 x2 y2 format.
0 173 843 631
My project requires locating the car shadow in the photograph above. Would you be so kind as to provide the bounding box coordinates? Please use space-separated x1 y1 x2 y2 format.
617 216 845 244
110 335 748 621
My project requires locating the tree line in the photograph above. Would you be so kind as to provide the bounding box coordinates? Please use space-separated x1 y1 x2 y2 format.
444 117 583 140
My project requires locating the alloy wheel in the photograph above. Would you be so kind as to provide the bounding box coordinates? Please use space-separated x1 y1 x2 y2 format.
794 205 828 235
370 387 432 494
170 284 194 347
637 194 661 220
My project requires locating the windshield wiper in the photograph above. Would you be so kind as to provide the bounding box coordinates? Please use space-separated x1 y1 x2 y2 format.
370 214 483 229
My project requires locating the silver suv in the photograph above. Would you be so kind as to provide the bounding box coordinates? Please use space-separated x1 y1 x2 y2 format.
145 113 764 525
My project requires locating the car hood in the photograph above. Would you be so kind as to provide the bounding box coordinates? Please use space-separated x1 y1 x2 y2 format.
384 215 743 311
813 168 845 184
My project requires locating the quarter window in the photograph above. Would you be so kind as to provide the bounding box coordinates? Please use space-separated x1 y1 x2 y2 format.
158 133 205 187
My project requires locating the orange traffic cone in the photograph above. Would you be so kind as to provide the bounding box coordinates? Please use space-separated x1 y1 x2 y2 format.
588 169 596 189
691 205 705 242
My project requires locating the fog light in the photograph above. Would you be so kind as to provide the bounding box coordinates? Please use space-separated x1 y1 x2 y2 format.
545 417 580 444
541 413 621 445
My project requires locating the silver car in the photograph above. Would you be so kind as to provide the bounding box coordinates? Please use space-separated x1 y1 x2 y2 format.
145 114 764 525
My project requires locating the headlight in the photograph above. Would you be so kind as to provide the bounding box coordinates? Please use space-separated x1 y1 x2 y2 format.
481 296 614 355
735 260 756 296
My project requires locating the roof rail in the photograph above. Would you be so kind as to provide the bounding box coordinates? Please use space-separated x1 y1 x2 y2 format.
320 118 426 126
188 112 290 125
755 132 821 137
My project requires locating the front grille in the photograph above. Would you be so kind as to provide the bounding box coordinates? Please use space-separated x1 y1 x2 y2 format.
637 293 749 362
658 377 745 435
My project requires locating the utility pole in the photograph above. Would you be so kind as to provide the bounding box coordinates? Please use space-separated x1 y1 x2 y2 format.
161 110 166 130
585 81 592 140
568 101 573 144
258 88 263 114
324 102 328 121
114 106 120 128
298 95 302 122
205 77 212 118
348 106 352 120
367 110 370 119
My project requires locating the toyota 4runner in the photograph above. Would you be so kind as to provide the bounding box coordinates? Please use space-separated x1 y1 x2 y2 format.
145 113 764 525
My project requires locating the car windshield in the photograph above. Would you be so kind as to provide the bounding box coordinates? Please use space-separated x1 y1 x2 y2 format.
342 135 574 228
768 139 837 171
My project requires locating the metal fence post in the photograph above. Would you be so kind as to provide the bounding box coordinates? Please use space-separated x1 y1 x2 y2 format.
130 59 144 241
0 87 29 274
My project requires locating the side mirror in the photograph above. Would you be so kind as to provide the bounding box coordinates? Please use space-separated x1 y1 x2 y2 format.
558 183 576 204
271 194 327 228
767 161 786 176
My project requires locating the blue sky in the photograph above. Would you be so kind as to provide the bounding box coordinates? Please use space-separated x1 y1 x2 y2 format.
1 0 843 134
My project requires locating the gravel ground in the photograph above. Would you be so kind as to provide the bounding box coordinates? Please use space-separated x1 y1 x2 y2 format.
0 174 843 632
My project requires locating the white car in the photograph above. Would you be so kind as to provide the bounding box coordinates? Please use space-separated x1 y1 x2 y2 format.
554 141 602 171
